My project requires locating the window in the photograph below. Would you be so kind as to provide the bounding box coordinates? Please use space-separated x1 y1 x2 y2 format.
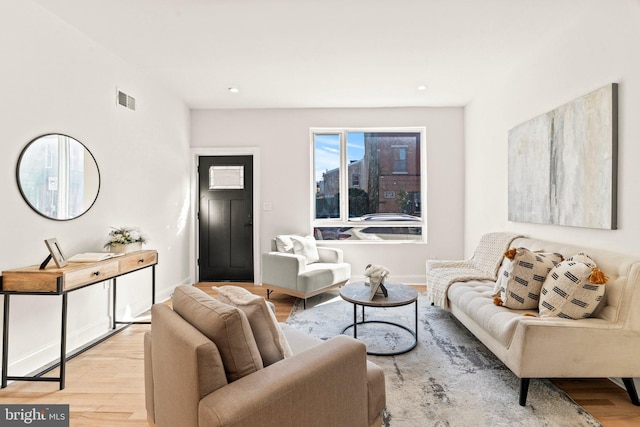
312 128 425 241
393 146 408 173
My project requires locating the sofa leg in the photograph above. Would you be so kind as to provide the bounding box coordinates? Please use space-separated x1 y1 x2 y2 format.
303 299 306 309
622 378 640 406
519 378 530 406
266 289 272 300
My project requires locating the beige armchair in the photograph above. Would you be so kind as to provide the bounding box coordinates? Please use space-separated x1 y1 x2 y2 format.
145 285 385 427
262 235 351 308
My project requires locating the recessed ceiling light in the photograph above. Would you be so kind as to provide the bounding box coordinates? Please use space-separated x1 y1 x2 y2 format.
228 87 239 93
417 85 427 91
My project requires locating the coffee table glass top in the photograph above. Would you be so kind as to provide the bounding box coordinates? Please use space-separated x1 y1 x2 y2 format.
340 282 418 307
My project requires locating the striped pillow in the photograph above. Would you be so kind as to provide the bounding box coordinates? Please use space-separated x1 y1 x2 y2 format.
539 253 607 319
495 248 563 309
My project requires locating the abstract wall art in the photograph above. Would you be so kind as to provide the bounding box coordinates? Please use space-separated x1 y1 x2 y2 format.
508 83 618 229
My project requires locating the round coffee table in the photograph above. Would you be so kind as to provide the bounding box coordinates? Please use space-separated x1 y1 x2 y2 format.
339 282 418 356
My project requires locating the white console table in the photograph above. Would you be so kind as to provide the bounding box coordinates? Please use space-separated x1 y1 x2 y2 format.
0 249 157 389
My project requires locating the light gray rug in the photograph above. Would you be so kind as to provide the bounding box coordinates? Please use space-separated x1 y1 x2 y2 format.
286 292 602 427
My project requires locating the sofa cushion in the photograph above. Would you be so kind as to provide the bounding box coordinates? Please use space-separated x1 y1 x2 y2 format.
539 253 607 319
290 235 320 264
172 285 264 382
213 285 293 366
298 262 350 293
448 280 536 348
496 248 563 309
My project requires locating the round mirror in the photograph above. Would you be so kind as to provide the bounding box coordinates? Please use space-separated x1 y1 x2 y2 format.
16 134 100 221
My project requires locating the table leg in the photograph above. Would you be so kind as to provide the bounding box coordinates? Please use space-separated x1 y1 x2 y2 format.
152 265 156 304
112 278 117 330
2 295 10 388
414 300 418 340
59 293 68 390
353 303 357 338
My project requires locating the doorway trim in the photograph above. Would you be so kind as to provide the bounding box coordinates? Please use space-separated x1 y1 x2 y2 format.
190 147 261 285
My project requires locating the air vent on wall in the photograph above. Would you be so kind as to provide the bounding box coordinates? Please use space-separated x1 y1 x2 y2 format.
117 89 136 111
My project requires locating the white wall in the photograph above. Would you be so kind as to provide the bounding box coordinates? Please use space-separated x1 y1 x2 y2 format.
191 107 465 283
0 1 191 376
465 0 640 256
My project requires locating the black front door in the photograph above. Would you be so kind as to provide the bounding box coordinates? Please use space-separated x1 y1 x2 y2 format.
198 155 253 281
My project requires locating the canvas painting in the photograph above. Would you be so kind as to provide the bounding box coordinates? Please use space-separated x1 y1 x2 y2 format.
508 83 618 229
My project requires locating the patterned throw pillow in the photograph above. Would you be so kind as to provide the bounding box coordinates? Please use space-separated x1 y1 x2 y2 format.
539 253 607 319
494 248 564 309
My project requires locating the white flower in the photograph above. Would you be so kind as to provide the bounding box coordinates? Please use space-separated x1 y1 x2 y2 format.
104 226 149 248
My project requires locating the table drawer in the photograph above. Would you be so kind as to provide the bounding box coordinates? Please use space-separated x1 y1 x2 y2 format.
1 271 60 292
64 261 119 290
119 252 157 272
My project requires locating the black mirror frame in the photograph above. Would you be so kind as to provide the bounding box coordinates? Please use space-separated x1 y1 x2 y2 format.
16 133 101 221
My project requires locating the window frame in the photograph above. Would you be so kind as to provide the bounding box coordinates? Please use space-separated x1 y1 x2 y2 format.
310 127 427 243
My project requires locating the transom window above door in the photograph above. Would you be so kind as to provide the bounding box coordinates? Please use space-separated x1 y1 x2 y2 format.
312 128 426 242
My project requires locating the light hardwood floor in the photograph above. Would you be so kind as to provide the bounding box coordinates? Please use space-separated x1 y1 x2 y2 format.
0 283 638 426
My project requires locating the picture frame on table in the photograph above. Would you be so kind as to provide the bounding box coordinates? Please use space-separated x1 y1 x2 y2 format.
43 238 68 269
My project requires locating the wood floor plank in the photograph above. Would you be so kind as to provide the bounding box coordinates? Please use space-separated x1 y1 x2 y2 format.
0 282 638 426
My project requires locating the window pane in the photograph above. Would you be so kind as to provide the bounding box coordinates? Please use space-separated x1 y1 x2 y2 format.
347 131 421 219
314 134 341 219
209 166 244 189
346 132 366 217
393 147 408 173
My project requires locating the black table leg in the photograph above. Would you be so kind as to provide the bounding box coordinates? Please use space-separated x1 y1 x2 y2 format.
353 303 358 338
151 265 156 304
2 294 10 388
112 278 117 330
414 300 418 340
59 293 68 390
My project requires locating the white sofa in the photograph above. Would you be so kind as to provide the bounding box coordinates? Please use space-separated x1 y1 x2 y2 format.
427 236 640 406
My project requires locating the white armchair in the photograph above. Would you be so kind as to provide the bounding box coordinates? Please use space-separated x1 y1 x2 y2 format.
262 236 351 308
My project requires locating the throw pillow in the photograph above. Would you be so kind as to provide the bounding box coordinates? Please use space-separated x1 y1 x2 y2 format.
494 248 563 309
290 235 320 264
213 285 293 366
172 285 264 382
539 253 608 319
492 256 510 296
275 235 295 253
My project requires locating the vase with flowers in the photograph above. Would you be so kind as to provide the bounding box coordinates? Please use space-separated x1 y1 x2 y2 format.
104 226 149 253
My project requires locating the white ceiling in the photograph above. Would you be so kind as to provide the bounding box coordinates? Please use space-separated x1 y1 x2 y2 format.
32 0 600 109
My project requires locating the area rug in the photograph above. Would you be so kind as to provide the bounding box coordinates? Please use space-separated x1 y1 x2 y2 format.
286 292 602 427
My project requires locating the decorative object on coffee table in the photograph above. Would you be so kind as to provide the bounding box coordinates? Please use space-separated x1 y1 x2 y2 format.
364 264 390 300
339 282 418 356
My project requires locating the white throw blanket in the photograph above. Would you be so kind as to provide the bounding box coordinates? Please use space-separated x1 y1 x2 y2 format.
426 232 520 308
